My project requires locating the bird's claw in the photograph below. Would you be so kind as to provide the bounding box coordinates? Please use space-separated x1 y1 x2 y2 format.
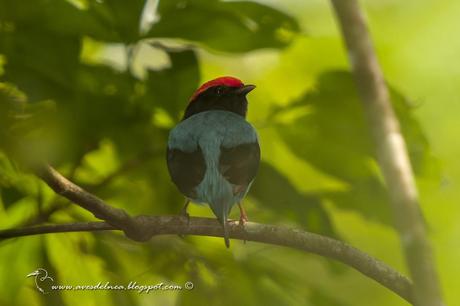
238 215 248 245
178 200 191 238
239 215 248 226
178 212 190 239
181 211 191 227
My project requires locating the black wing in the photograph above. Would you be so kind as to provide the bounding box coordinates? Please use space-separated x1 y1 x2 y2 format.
219 142 260 188
166 147 206 199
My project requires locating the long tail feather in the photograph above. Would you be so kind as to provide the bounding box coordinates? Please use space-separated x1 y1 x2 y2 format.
218 202 230 248
210 198 231 248
222 219 230 248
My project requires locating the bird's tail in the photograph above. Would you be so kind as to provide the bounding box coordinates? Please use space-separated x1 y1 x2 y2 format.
211 200 231 248
222 213 230 248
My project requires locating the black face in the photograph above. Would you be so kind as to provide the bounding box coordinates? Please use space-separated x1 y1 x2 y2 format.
182 85 250 120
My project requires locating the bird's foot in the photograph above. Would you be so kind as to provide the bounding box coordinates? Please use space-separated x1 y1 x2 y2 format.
239 214 248 226
178 200 191 238
237 202 248 226
180 209 191 227
237 202 248 244
238 212 248 245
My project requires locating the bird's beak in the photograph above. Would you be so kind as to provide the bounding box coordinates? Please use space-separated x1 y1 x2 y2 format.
237 84 256 95
27 271 39 277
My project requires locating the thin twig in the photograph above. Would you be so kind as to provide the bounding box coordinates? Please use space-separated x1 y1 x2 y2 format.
0 222 113 237
0 216 413 303
330 1 443 305
22 201 71 226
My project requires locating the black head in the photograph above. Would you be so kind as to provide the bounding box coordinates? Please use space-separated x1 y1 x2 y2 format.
183 77 255 120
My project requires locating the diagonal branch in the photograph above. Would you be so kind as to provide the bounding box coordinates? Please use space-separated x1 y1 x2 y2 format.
24 152 154 226
0 216 413 303
34 164 143 240
330 1 443 305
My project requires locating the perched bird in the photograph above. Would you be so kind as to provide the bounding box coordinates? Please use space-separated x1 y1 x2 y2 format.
166 76 260 247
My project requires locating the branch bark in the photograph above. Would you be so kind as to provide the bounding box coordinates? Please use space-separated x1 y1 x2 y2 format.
0 216 413 303
330 1 443 305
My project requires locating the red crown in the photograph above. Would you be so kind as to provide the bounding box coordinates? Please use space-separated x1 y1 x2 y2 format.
189 76 244 102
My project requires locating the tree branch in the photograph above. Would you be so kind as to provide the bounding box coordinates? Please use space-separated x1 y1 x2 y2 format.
24 152 154 227
0 216 413 303
0 222 114 237
34 164 144 240
330 1 443 305
21 158 415 302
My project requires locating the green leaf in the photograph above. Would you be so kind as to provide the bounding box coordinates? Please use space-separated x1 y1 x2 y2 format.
0 152 25 208
250 162 337 237
146 0 300 52
0 82 59 166
45 234 112 306
1 29 80 101
277 71 373 182
0 0 118 41
309 288 349 306
0 237 43 304
0 82 27 136
277 70 433 224
0 0 147 42
145 49 200 119
88 0 146 42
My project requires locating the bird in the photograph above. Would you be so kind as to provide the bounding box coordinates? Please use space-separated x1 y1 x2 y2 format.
166 76 260 248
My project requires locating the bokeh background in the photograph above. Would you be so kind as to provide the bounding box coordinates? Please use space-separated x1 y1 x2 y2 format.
0 0 459 305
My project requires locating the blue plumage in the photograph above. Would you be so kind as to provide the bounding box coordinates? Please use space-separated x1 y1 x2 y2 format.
168 110 259 247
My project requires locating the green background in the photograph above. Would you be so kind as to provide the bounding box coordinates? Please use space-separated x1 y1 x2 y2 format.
0 0 458 305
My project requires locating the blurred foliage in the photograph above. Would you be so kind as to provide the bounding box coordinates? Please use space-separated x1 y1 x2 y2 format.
275 70 434 225
0 0 457 306
147 0 299 52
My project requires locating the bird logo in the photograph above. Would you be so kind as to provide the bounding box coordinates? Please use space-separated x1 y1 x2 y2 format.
26 268 54 294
